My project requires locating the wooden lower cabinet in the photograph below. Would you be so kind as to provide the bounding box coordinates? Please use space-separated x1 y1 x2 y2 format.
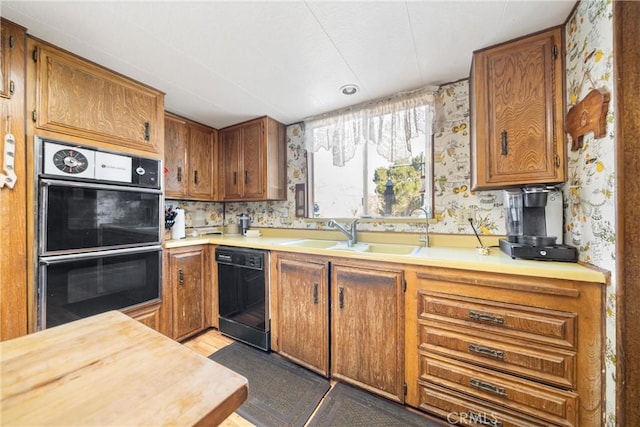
272 253 405 402
167 246 209 341
405 267 605 426
275 253 329 376
123 302 162 333
331 261 405 403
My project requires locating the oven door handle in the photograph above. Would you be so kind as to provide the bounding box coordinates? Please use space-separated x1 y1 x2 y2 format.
39 245 163 264
40 178 162 195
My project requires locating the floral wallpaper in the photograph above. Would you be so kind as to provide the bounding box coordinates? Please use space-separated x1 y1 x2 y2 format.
565 1 616 424
166 1 617 420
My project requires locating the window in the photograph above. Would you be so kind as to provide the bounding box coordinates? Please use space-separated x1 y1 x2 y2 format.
304 88 434 219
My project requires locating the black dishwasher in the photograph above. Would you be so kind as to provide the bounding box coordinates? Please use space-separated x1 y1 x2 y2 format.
216 246 270 351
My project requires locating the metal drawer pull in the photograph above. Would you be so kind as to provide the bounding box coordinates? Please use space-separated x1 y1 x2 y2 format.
470 378 506 396
313 283 319 304
178 269 184 286
468 343 505 360
469 311 504 324
338 287 344 309
467 411 503 427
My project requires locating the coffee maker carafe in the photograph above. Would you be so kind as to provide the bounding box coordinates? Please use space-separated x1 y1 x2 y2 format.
500 186 577 262
238 213 251 235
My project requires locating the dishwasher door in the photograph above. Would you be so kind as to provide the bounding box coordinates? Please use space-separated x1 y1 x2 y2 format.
216 247 270 351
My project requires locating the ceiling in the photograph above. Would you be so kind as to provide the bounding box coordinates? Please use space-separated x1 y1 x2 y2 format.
1 1 574 129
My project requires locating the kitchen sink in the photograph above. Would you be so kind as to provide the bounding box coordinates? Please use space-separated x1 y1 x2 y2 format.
330 242 420 255
281 239 420 255
281 239 341 249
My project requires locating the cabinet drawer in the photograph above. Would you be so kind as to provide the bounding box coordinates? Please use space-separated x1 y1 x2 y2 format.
419 382 550 427
420 322 575 388
419 291 576 349
420 352 577 426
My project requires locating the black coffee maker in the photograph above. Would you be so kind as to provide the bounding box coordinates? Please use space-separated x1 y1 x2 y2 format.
499 186 578 262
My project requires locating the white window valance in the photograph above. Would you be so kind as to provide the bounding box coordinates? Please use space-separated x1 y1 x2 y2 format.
303 86 436 166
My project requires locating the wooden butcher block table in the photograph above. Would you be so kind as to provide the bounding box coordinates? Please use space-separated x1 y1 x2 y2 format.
0 311 247 426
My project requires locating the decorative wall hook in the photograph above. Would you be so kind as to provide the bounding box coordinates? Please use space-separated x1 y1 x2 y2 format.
565 88 610 151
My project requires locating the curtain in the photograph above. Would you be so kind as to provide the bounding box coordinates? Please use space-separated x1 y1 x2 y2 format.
303 86 436 166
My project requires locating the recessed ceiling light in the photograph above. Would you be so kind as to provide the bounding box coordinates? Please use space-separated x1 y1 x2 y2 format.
340 84 359 95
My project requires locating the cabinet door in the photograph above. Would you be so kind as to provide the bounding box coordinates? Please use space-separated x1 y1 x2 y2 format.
31 41 163 154
188 123 216 200
240 120 265 199
331 263 404 403
170 248 205 341
123 302 162 333
471 28 564 190
164 114 188 198
277 256 329 376
220 127 243 200
1 24 13 99
0 19 27 341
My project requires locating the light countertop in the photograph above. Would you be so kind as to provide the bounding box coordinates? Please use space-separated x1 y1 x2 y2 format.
0 311 248 426
165 230 609 284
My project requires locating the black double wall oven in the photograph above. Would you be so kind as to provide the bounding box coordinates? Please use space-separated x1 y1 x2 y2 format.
36 138 163 329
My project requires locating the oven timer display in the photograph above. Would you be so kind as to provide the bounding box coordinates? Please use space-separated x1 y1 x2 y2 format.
52 149 89 174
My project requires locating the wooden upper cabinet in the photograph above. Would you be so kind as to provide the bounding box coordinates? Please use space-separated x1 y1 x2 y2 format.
28 38 164 155
471 27 565 190
219 116 286 201
1 23 14 99
187 121 217 200
164 114 189 198
164 112 218 201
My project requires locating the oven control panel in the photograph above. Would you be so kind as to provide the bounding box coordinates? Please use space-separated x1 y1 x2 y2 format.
41 140 160 189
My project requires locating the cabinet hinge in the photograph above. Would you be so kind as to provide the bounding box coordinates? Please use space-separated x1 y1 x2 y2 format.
403 382 407 396
32 47 38 62
32 110 37 122
9 80 15 95
9 35 15 49
553 45 558 59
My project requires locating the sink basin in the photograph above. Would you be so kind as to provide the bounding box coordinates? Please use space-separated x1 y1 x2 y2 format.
365 243 421 255
281 239 420 255
330 242 420 255
281 239 341 249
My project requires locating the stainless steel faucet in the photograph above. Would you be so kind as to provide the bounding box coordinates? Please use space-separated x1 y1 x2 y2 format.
327 218 360 247
411 207 430 247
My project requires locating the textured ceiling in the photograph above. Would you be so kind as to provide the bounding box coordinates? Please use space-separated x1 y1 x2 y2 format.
1 1 574 128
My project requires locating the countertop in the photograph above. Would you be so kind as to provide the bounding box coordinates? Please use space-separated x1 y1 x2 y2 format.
0 311 248 426
165 230 609 284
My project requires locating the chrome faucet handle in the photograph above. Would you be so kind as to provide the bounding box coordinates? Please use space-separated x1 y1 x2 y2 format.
411 207 430 248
